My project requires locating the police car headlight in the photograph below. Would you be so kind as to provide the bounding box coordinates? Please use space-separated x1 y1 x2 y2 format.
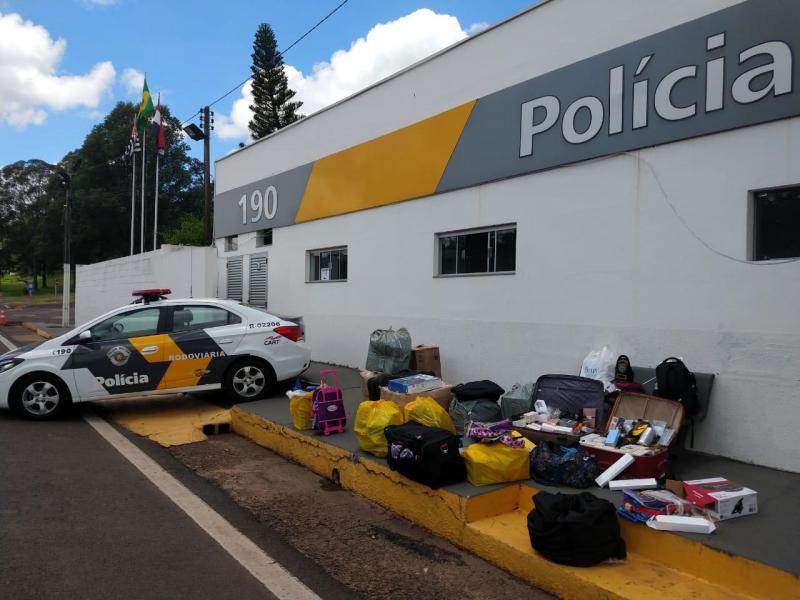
0 358 22 374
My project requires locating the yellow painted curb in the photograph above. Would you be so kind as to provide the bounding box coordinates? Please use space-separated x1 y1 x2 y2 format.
99 395 230 446
232 407 798 600
21 321 51 339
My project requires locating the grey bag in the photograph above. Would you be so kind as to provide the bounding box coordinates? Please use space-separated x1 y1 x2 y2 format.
500 383 535 420
365 327 412 373
449 399 503 435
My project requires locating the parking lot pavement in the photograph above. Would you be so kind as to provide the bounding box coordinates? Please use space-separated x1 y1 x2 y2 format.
0 409 292 600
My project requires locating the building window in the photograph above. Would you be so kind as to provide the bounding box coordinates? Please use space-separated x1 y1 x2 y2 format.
225 235 238 252
257 228 273 247
752 186 800 260
307 247 348 282
437 224 516 276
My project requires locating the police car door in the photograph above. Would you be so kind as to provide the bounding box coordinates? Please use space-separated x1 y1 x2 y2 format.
66 306 168 398
159 304 244 390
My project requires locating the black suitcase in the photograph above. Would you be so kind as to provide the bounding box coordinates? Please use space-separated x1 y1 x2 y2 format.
532 374 605 423
384 421 466 488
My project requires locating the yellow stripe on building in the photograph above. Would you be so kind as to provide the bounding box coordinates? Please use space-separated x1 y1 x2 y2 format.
295 100 476 223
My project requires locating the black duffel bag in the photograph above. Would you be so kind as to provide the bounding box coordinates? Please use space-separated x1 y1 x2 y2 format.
527 491 626 567
384 421 466 489
452 380 505 402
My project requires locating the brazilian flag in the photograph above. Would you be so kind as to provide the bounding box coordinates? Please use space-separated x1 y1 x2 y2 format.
136 78 155 132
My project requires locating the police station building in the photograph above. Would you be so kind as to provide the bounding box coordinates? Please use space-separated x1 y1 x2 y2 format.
212 0 800 472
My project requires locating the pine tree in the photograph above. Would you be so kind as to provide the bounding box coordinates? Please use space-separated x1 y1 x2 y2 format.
248 23 303 140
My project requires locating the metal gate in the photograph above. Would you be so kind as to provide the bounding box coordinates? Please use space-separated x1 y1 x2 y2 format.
226 256 243 301
248 254 268 307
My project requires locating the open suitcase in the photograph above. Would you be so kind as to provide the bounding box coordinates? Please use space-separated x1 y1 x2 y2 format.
581 392 684 479
513 374 605 447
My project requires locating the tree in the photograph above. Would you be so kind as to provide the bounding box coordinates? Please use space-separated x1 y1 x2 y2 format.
0 160 62 288
162 214 205 246
68 101 204 264
0 101 205 279
248 23 303 139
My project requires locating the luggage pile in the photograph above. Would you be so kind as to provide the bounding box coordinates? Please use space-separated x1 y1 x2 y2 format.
286 334 753 567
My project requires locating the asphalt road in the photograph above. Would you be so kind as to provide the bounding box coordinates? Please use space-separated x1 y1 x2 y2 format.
0 327 358 600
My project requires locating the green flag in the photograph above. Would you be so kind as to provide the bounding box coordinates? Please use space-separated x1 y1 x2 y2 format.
136 78 155 131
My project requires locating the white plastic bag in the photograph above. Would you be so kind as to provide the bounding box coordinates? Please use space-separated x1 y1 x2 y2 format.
580 345 615 382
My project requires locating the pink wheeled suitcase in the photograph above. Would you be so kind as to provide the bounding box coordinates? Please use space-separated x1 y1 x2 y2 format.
312 370 347 435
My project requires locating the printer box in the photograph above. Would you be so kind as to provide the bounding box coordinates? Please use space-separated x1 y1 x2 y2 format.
683 477 758 520
387 374 443 395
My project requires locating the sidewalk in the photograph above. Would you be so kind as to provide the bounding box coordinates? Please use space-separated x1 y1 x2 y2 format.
232 362 799 600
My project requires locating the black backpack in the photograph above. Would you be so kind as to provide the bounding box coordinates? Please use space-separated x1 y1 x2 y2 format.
614 355 635 382
655 357 699 417
527 491 626 567
384 421 466 489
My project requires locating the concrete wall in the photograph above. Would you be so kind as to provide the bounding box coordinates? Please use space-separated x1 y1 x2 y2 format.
76 245 217 324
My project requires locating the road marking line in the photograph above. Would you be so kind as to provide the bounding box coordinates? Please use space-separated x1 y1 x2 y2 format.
0 331 17 351
82 409 322 600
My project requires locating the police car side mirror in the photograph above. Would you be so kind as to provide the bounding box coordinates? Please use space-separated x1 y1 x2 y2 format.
77 330 93 343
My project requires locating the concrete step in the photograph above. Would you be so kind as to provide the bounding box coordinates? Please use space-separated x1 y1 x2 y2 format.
231 405 800 599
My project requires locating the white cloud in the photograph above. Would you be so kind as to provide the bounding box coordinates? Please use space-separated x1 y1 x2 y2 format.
80 0 120 6
121 67 144 96
216 8 468 141
0 12 116 127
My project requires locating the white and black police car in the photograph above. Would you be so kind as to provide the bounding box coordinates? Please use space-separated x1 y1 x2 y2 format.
0 289 311 419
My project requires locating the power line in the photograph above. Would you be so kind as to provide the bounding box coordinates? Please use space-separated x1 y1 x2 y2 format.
625 152 800 266
178 0 351 127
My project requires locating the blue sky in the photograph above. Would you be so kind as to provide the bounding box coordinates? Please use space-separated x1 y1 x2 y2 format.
0 0 535 168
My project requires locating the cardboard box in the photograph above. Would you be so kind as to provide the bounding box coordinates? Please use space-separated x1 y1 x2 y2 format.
359 370 382 399
380 384 453 412
683 477 758 520
409 345 442 377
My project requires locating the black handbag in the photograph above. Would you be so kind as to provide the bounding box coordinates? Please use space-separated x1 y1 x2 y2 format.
528 491 626 567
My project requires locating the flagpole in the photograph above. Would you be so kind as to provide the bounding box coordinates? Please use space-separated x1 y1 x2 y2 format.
130 151 136 256
153 152 159 250
140 127 146 253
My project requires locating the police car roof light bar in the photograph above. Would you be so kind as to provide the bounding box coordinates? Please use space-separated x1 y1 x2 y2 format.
131 288 172 304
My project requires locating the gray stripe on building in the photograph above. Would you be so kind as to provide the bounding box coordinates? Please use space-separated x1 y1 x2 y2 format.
213 162 314 238
437 0 800 193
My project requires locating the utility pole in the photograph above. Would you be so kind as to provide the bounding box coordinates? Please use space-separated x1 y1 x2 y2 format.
59 159 80 328
202 106 212 245
61 185 70 328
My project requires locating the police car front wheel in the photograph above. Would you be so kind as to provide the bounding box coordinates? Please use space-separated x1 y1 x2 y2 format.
11 373 71 420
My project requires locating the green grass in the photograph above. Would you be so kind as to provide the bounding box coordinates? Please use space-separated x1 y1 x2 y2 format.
0 273 74 305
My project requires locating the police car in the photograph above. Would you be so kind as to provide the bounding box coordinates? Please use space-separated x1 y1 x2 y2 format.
0 289 311 419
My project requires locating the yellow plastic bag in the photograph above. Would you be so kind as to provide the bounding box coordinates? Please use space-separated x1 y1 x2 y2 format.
354 400 404 457
404 396 456 434
288 390 313 430
462 441 531 486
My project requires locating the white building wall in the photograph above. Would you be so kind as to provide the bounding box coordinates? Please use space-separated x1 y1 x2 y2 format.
76 245 217 324
212 0 800 471
259 117 800 473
